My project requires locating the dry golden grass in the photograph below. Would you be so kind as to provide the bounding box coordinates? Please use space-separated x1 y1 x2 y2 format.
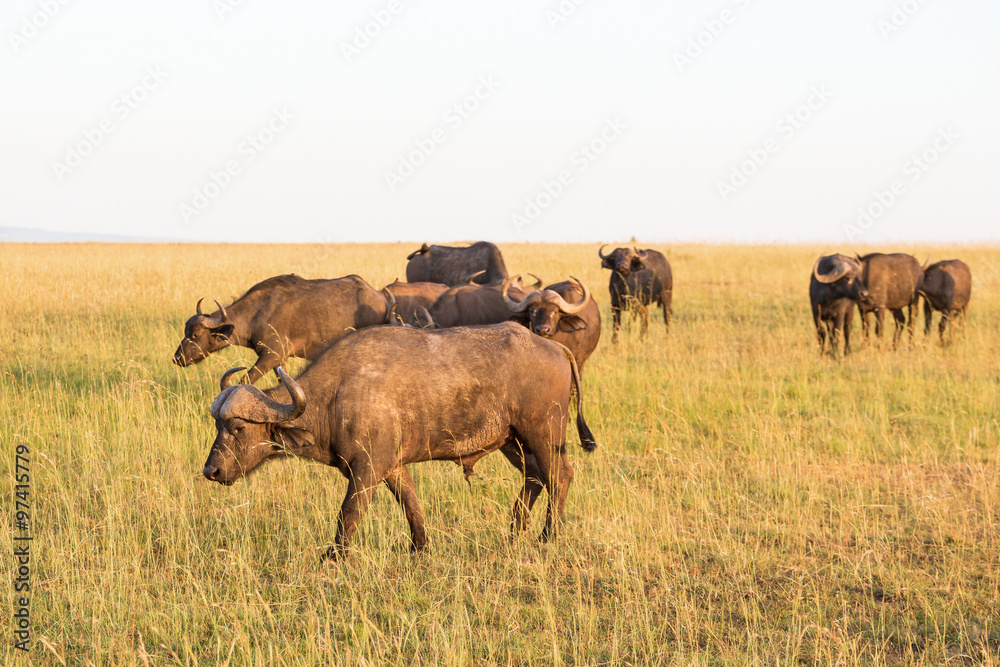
1 242 999 665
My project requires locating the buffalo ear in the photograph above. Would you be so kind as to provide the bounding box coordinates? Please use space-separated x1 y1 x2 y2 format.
558 316 587 333
210 323 235 341
274 425 316 450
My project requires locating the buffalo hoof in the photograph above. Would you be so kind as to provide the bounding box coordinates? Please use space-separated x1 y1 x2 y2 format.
321 545 344 562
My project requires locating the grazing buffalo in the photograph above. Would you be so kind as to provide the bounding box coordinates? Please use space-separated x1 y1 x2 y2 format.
381 280 449 326
501 275 601 374
416 276 541 328
173 274 386 384
405 242 509 286
856 253 924 346
201 323 598 559
809 254 869 356
921 259 972 343
598 245 673 341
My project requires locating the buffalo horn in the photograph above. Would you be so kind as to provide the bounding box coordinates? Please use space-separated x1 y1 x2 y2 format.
465 270 486 285
598 244 610 259
813 257 850 284
271 366 307 422
214 300 229 322
220 366 248 391
553 277 590 315
196 298 205 316
502 275 535 313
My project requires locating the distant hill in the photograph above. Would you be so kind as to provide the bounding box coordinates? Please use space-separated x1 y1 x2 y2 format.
0 226 172 243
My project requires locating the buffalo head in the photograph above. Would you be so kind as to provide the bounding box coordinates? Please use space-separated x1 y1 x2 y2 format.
502 275 591 337
173 298 235 367
812 255 869 302
202 366 314 485
599 245 647 277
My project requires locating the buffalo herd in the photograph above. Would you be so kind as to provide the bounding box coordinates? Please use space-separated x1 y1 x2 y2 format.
811 252 972 355
175 242 972 558
177 242 667 559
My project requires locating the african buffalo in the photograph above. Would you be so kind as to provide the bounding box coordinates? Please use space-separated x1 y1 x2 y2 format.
173 274 387 384
501 275 601 374
809 254 868 356
856 253 924 346
598 245 672 341
921 259 971 343
405 242 509 286
416 276 541 328
381 280 449 326
201 323 598 559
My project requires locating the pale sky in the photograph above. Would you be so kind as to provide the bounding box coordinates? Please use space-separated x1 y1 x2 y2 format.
2 0 998 243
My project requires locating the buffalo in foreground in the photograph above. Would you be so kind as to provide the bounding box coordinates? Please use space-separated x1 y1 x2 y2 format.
856 253 924 346
406 241 509 286
501 275 601 373
201 323 598 559
173 274 387 384
598 245 673 341
809 254 869 356
921 259 972 343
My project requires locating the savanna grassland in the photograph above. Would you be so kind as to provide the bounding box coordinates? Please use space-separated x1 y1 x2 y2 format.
2 242 999 666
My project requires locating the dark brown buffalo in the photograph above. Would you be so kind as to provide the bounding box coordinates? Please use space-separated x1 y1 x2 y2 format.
201 323 597 559
501 275 601 374
173 274 387 384
809 254 869 356
417 276 540 328
856 253 924 346
381 280 449 326
921 259 972 343
598 245 673 341
405 242 509 286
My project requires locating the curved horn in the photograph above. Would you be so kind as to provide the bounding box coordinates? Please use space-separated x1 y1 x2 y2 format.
382 289 397 323
196 298 205 316
387 303 404 326
813 257 851 284
415 306 435 329
272 366 306 422
214 300 229 322
465 270 486 285
922 254 931 271
220 366 247 391
553 277 591 315
598 244 611 260
501 275 535 313
526 273 543 290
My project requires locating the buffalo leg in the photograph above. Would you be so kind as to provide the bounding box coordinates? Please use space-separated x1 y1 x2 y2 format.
639 305 650 338
843 306 854 355
662 291 673 334
499 439 544 534
610 300 623 343
891 309 906 348
874 307 885 340
939 311 950 345
924 297 933 336
906 302 917 340
537 444 574 543
813 305 826 354
325 464 381 561
384 466 427 552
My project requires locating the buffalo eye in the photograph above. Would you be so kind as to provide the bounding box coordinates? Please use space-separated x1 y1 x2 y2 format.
228 421 245 435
